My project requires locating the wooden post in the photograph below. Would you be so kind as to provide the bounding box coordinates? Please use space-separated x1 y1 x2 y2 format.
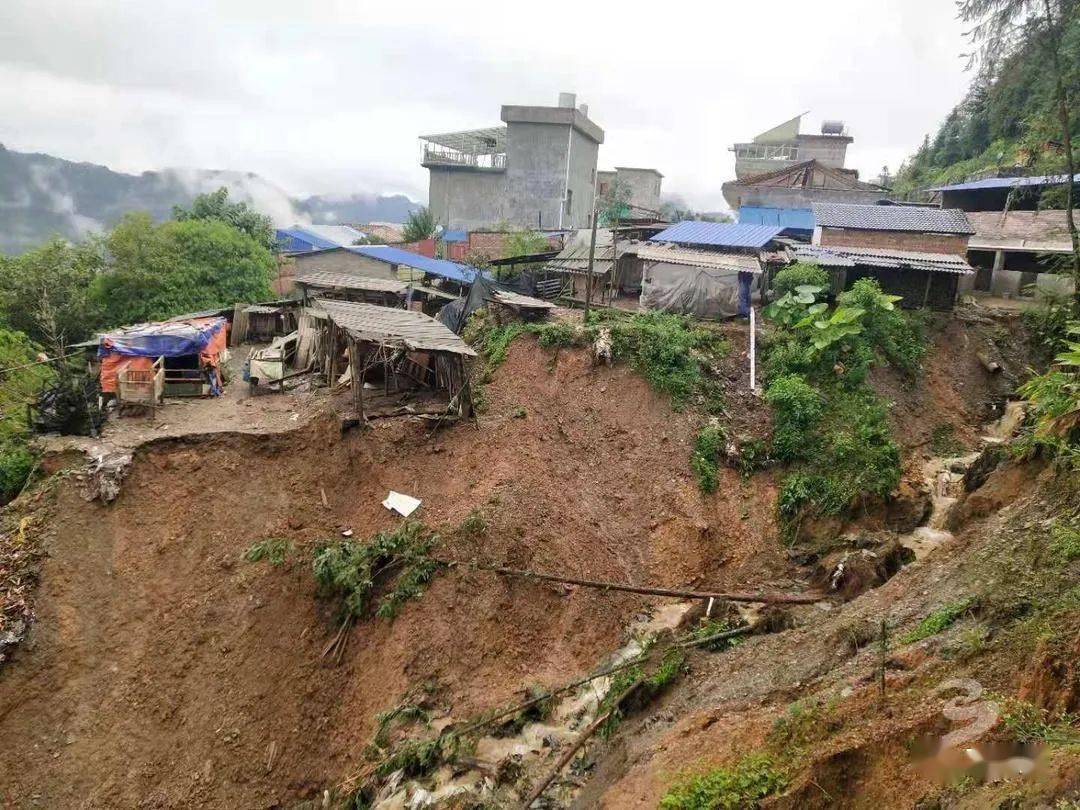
749 306 757 392
584 208 598 318
348 340 361 418
922 270 934 309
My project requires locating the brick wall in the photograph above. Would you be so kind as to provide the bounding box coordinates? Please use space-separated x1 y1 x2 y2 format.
395 238 436 258
274 256 295 297
444 242 468 261
467 231 509 259
819 227 969 256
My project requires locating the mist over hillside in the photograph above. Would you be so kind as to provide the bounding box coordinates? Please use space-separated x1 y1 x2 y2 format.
0 144 422 254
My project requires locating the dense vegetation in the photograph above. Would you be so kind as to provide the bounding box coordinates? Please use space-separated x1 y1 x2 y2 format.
0 187 276 500
760 267 926 537
893 5 1080 196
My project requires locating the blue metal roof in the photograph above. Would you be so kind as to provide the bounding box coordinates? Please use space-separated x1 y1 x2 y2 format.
276 228 335 252
348 246 478 284
442 229 467 243
927 173 1080 192
738 206 815 231
649 221 783 248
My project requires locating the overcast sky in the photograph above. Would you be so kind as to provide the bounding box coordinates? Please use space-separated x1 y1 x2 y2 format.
0 0 973 211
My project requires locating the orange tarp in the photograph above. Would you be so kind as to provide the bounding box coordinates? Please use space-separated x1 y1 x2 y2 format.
100 355 155 394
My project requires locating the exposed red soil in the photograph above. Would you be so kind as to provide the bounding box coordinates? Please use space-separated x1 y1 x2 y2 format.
0 339 796 808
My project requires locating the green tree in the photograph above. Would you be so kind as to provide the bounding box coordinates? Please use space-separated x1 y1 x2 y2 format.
502 229 551 257
597 178 633 225
93 213 275 325
0 328 54 500
173 186 276 252
402 207 438 243
0 237 105 345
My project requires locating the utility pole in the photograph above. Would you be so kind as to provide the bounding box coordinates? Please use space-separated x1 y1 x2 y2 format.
584 206 598 319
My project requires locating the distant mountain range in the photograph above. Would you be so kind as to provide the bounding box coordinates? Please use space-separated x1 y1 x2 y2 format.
0 144 422 255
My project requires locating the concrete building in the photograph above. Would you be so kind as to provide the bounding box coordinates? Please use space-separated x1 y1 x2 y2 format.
731 114 853 179
421 93 604 232
597 167 664 217
723 159 887 212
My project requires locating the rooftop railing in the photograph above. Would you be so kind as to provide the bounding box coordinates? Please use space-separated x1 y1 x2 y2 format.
422 146 507 170
731 143 800 161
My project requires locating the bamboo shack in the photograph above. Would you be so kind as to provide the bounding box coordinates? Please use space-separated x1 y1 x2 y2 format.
315 298 476 420
295 269 409 306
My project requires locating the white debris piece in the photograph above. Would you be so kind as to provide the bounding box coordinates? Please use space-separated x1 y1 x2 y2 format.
382 491 421 517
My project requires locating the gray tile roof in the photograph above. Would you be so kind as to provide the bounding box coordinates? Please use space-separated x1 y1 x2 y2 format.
296 270 408 294
316 298 477 356
792 245 975 274
812 203 974 234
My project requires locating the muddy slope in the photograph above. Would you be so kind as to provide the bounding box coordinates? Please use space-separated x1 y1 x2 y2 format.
0 340 791 808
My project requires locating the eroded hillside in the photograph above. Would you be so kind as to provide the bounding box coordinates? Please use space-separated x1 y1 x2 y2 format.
1 308 1078 809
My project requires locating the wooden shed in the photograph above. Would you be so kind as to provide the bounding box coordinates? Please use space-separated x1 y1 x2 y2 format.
314 298 477 420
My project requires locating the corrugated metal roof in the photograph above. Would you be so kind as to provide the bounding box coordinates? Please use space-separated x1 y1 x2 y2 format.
442 229 468 243
276 228 333 252
812 203 974 234
926 173 1080 192
738 206 815 231
648 221 783 248
300 224 367 247
792 244 974 274
316 298 476 356
491 290 557 310
295 270 409 294
542 228 621 275
637 243 763 273
348 246 478 284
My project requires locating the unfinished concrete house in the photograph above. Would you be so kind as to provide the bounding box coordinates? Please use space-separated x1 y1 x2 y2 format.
596 167 664 217
730 114 853 179
421 93 604 232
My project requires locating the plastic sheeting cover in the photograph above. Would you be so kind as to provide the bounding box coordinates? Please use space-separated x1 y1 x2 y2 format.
640 263 755 319
99 317 227 358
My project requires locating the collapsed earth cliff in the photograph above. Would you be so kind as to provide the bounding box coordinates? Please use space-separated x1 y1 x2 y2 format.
1 310 1078 808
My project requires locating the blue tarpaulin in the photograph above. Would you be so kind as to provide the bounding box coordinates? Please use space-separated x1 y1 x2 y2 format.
99 317 227 358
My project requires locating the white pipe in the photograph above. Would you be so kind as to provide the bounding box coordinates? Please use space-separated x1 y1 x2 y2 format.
749 306 756 392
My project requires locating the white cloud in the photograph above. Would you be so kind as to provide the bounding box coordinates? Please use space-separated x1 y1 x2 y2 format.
0 0 974 211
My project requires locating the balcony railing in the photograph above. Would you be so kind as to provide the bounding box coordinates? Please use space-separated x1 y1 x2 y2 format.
422 146 507 170
731 143 800 161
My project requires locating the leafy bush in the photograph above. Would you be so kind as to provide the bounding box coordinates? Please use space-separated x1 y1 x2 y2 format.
762 284 827 329
764 374 822 461
659 753 786 810
691 424 726 493
776 387 900 522
837 278 926 375
997 696 1080 745
1016 322 1080 466
900 597 976 644
243 537 293 566
771 262 829 297
312 522 439 620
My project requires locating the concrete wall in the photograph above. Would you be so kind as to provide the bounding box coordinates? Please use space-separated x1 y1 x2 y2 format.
795 135 851 168
724 184 886 210
818 227 969 256
425 102 603 232
615 168 662 216
428 167 507 232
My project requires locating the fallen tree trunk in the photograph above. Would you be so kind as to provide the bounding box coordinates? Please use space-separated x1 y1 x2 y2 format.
448 561 823 604
519 678 641 809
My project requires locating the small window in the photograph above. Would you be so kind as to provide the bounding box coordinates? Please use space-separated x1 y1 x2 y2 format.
565 188 573 216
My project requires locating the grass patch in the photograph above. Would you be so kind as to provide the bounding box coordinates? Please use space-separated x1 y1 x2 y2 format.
599 647 687 737
997 696 1080 746
242 537 293 566
312 522 439 620
659 752 786 810
1051 523 1080 562
900 597 977 644
930 423 964 457
691 424 726 493
687 617 745 651
373 703 431 749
